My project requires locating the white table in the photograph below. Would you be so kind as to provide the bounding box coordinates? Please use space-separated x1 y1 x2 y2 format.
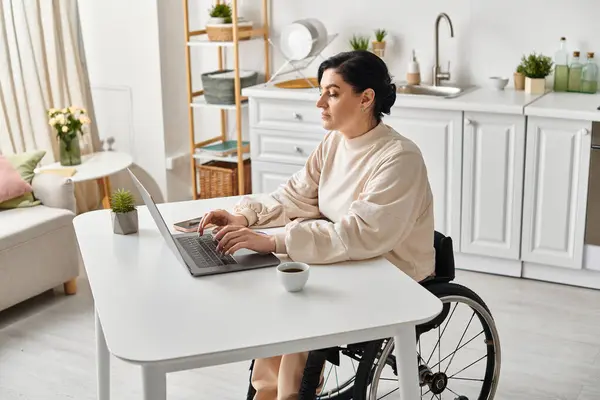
36 151 133 208
73 196 442 400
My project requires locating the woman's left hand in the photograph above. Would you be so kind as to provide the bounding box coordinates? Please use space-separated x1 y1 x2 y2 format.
213 225 276 255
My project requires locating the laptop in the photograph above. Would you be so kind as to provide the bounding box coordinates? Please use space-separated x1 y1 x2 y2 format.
127 168 280 277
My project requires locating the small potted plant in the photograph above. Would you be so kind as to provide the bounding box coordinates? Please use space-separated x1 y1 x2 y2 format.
47 106 91 166
372 29 387 58
349 34 370 51
521 52 553 94
206 2 252 42
514 63 526 91
110 188 138 235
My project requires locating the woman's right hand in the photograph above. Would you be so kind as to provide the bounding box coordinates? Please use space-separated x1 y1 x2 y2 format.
198 209 248 235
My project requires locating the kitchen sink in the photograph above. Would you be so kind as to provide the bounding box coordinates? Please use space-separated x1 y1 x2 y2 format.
396 83 476 99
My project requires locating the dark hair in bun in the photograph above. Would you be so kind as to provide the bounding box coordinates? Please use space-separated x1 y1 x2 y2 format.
317 50 396 122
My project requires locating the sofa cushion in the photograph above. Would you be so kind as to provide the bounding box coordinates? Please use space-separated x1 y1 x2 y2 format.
0 150 46 209
0 155 33 203
0 205 74 252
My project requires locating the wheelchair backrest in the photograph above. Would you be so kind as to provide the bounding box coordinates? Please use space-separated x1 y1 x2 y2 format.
433 231 456 282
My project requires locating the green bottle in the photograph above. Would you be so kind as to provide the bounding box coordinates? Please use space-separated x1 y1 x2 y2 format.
553 37 569 92
567 51 583 92
581 52 598 94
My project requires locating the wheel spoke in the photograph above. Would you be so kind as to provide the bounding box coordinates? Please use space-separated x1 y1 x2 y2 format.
448 354 487 379
445 386 461 397
444 311 475 374
428 330 484 371
319 364 333 395
377 386 399 400
426 303 458 365
449 376 484 382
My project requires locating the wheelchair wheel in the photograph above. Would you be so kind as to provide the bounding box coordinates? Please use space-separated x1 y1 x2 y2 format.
350 282 501 400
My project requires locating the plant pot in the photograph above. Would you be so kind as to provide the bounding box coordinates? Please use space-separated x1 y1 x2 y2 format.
206 20 253 42
59 134 82 166
372 41 386 58
112 209 138 235
207 17 226 25
525 77 546 94
513 72 525 91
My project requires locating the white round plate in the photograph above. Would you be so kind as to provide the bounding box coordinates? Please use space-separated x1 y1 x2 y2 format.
280 22 314 61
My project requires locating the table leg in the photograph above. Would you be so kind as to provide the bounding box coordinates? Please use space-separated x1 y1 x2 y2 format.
142 365 166 400
393 325 420 400
97 176 112 209
96 309 110 400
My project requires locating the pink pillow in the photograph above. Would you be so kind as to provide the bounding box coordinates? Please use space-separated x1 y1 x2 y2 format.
0 155 33 203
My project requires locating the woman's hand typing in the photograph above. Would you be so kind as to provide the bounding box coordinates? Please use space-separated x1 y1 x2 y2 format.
212 225 276 255
197 209 248 236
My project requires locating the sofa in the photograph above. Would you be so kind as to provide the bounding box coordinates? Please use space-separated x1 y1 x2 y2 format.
0 172 80 312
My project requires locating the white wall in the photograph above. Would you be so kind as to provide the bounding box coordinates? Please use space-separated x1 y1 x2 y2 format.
269 0 600 87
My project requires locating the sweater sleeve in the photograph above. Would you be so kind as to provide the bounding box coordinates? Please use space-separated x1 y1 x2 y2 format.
232 138 324 230
277 150 430 262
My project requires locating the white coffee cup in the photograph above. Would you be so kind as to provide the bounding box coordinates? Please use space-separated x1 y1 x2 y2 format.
276 262 310 292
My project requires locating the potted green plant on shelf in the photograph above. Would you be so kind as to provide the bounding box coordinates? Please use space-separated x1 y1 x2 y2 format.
372 29 387 58
349 34 370 51
110 188 138 235
520 52 553 94
206 2 253 42
47 106 91 166
514 62 526 91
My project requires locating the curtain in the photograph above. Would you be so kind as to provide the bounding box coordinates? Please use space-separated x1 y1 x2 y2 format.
0 0 102 213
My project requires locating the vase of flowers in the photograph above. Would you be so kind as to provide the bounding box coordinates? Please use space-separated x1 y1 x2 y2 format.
47 106 91 166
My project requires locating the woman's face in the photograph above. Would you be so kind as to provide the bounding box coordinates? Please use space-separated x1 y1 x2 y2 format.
316 69 374 134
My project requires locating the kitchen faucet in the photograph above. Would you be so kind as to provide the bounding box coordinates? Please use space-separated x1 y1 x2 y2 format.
433 12 454 86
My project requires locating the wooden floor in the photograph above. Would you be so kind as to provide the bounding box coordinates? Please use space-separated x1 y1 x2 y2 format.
1 269 599 400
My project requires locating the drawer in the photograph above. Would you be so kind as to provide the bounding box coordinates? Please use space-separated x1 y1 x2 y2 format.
251 98 326 133
251 160 303 194
250 129 323 166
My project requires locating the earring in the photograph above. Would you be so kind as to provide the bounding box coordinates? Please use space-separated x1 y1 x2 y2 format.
361 107 365 112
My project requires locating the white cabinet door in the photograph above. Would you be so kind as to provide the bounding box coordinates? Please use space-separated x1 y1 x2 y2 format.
251 160 303 194
461 112 526 260
385 109 463 247
521 117 592 269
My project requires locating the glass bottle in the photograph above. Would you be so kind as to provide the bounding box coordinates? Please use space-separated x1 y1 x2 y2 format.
553 37 569 92
581 52 598 94
567 51 583 92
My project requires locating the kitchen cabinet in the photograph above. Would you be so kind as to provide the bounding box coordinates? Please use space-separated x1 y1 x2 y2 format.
384 109 463 248
521 117 592 269
460 112 526 260
251 160 303 194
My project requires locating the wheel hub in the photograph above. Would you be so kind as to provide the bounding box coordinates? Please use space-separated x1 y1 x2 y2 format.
419 365 448 395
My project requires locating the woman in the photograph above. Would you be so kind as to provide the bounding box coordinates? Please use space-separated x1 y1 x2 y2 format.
198 50 435 399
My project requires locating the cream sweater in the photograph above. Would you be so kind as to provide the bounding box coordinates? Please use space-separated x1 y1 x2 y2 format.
233 122 436 282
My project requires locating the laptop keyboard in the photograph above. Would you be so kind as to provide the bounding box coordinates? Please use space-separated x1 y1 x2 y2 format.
178 235 237 268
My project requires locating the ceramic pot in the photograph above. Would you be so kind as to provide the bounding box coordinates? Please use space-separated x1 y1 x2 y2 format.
372 41 386 58
112 209 138 235
513 72 525 91
525 77 546 94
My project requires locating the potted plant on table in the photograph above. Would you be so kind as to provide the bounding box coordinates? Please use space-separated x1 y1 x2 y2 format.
520 52 553 94
206 2 253 42
372 29 387 58
110 188 138 235
349 34 370 51
47 106 91 166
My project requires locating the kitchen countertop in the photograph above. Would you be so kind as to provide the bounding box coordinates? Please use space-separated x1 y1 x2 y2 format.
524 91 600 122
242 81 546 115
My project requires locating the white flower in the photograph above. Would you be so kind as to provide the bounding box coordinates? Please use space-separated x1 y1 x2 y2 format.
62 126 69 132
69 106 76 114
48 118 56 125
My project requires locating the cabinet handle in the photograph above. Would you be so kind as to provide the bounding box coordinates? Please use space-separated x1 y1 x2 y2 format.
464 118 472 125
294 146 303 153
292 112 302 120
581 128 590 135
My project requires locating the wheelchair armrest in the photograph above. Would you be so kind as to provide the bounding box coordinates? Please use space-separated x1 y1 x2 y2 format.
434 232 456 282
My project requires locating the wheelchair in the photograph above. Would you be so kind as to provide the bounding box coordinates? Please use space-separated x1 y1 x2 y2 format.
246 231 501 400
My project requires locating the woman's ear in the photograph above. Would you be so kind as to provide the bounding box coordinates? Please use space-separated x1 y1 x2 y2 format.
360 88 375 112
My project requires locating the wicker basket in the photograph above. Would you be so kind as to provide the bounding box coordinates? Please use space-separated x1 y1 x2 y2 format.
206 22 253 42
198 159 252 199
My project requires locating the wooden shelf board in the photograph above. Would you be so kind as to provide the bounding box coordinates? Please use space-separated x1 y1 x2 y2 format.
187 28 265 47
194 152 251 163
190 96 248 110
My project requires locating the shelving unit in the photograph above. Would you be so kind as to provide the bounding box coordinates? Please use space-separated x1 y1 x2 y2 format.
183 0 270 199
